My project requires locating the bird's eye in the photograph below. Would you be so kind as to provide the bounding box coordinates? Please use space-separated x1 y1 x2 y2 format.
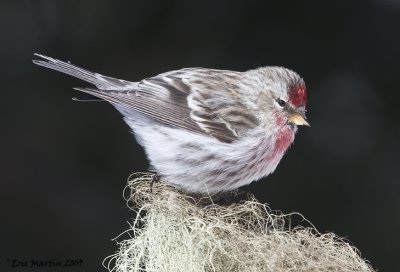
277 99 286 107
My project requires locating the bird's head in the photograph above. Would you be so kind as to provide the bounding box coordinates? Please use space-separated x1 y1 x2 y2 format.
279 80 309 127
251 67 309 129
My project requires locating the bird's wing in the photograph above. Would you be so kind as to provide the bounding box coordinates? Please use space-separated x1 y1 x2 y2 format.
76 69 259 143
33 54 258 142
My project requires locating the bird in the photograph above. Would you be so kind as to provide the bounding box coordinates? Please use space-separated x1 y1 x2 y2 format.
33 53 309 194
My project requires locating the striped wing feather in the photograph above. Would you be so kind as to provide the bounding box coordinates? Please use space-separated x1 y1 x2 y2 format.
33 54 258 143
77 70 258 143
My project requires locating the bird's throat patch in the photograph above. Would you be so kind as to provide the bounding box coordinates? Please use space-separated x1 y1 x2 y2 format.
268 128 295 160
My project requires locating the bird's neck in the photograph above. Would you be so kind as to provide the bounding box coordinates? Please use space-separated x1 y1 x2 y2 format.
270 126 296 159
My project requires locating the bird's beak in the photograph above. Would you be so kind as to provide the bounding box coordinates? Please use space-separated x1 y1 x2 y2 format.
288 113 310 126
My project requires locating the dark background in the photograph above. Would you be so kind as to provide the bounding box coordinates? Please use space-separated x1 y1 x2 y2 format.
1 0 399 271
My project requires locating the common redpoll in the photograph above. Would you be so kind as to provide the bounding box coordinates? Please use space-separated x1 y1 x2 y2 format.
33 54 308 194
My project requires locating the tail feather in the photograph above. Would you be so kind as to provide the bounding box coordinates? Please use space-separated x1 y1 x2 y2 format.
71 96 105 102
32 53 138 91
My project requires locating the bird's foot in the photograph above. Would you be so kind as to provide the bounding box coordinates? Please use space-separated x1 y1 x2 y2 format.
150 174 161 193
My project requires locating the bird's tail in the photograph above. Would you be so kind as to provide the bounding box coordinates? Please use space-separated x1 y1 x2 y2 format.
32 53 137 91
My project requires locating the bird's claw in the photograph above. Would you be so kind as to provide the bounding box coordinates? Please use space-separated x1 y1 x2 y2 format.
150 174 161 193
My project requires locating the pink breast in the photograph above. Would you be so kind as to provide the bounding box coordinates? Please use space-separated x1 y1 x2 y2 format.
269 128 294 160
246 126 294 176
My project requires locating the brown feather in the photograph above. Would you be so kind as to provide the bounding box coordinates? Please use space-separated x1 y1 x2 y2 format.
74 69 259 143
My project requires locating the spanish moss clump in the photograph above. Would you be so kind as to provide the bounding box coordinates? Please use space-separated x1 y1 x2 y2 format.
104 173 374 272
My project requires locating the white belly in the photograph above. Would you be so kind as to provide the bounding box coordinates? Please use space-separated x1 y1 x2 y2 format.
124 117 295 194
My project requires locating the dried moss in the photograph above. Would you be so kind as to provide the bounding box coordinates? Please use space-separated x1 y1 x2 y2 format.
104 173 374 272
